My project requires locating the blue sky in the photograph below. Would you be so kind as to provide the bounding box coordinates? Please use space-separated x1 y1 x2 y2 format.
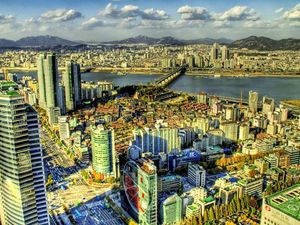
0 0 299 41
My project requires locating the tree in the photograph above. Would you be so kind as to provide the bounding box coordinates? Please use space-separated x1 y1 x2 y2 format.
214 206 220 221
208 207 215 221
203 209 209 223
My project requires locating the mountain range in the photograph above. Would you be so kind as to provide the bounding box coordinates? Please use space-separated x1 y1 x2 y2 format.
0 35 78 48
229 36 300 51
0 35 299 50
102 35 233 45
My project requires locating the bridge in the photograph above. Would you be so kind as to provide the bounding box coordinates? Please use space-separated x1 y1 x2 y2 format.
154 65 187 87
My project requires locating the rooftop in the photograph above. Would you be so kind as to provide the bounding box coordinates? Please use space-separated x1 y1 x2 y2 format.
266 184 300 221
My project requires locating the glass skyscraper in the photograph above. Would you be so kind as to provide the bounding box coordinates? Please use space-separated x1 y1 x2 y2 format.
91 125 116 178
63 61 81 112
0 91 49 225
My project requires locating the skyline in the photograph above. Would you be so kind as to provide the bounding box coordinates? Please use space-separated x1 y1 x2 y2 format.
0 0 299 41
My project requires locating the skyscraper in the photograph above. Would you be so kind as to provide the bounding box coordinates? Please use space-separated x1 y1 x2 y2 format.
249 91 258 113
262 96 275 115
63 61 81 112
210 43 219 62
137 159 158 225
37 53 59 109
91 125 117 178
0 91 49 225
221 45 230 62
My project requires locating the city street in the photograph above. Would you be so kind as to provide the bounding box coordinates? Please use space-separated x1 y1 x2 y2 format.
41 128 121 224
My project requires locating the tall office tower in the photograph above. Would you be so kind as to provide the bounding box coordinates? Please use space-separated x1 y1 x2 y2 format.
137 159 157 225
248 91 258 113
91 125 117 178
221 45 230 62
63 61 81 112
57 84 66 114
161 194 182 225
262 96 275 115
210 43 219 62
37 53 59 109
0 92 49 225
26 106 49 225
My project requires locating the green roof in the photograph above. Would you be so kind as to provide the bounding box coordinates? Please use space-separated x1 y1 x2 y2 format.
266 184 300 221
203 196 215 203
6 90 20 96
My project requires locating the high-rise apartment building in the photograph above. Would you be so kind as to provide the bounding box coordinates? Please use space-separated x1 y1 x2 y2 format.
0 91 49 225
248 91 258 113
221 45 229 62
262 96 275 115
91 125 117 178
63 61 81 112
210 43 219 62
133 123 181 155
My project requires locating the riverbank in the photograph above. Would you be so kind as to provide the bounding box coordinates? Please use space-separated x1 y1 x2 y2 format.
2 67 300 78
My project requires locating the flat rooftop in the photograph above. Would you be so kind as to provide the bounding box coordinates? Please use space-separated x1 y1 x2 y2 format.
266 184 300 221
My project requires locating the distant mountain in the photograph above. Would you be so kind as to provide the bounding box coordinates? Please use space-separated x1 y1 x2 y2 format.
103 35 232 45
0 35 79 48
185 38 233 45
0 39 16 47
230 36 300 51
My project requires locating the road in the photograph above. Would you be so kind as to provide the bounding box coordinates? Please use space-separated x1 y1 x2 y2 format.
41 128 119 225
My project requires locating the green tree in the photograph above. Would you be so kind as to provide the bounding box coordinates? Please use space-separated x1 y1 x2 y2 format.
203 209 209 223
208 207 215 221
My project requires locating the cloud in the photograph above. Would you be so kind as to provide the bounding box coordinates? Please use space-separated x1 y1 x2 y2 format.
275 7 284 14
38 8 83 23
142 8 169 20
243 20 278 29
283 3 300 21
101 3 169 21
218 6 259 21
102 3 139 18
0 14 14 24
81 17 116 29
288 21 300 27
213 20 232 28
177 5 212 20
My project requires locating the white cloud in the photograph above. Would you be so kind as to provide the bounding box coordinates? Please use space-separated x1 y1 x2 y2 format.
177 5 212 20
283 3 300 21
218 6 259 21
102 3 139 18
38 8 83 23
275 7 284 14
214 20 232 28
142 8 169 20
81 17 116 29
243 20 278 29
0 14 14 24
101 3 169 21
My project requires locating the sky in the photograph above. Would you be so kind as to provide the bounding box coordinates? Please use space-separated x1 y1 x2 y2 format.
0 0 299 41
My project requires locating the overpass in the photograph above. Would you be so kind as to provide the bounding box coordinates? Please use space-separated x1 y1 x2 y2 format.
154 65 187 87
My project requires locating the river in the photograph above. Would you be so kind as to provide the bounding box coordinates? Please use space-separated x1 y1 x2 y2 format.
16 72 300 102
